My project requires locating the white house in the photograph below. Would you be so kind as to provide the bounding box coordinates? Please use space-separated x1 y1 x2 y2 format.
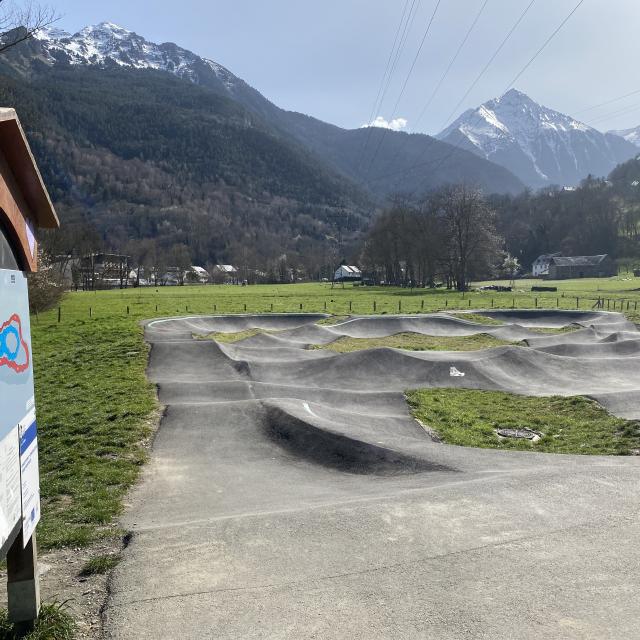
532 253 561 277
186 266 210 284
334 265 362 282
211 264 239 284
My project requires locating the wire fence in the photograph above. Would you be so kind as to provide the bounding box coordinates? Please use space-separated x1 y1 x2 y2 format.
33 289 640 325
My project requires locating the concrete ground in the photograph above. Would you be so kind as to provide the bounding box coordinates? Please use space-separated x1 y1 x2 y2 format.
104 311 640 639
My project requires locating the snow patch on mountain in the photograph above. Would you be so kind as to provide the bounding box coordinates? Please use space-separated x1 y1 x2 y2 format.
34 22 237 90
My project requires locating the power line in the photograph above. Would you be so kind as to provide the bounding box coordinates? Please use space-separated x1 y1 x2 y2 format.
362 0 443 179
440 0 537 129
379 0 491 188
413 0 490 131
358 0 412 160
573 88 640 116
587 101 640 127
357 0 422 172
505 0 585 90
411 0 587 197
377 0 537 190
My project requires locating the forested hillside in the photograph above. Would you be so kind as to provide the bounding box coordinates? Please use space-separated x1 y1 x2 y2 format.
490 162 640 269
0 62 371 267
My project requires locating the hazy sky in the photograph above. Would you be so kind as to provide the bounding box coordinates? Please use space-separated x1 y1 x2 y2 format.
50 0 640 134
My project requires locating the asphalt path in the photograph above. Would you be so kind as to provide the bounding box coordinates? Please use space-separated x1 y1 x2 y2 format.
104 311 640 639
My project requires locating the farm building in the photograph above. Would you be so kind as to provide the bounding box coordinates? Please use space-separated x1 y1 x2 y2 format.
334 265 362 282
547 255 616 280
186 266 210 284
211 264 239 284
532 252 561 277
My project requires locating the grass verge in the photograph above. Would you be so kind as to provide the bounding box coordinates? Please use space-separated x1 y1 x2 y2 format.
407 388 640 455
33 313 157 550
313 332 513 353
0 603 75 640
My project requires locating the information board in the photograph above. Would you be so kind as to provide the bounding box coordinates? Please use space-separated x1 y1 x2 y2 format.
0 268 39 552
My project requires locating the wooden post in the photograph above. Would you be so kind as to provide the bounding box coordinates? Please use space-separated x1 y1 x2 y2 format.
300 303 303 311
127 305 130 315
398 300 401 313
7 534 40 631
244 303 247 312
270 303 274 312
535 298 537 308
349 301 352 311
89 307 92 318
468 299 471 307
421 300 424 310
57 306 61 322
374 300 377 312
491 298 494 308
576 297 579 309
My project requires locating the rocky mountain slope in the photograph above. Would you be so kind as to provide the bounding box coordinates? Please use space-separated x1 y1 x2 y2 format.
437 89 637 188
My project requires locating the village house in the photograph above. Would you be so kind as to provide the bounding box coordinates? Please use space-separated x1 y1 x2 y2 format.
334 265 362 282
79 253 130 289
210 264 239 284
186 266 210 284
532 252 562 277
547 255 616 280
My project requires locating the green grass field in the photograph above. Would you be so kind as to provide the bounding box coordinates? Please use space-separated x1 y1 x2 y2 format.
30 277 640 550
407 389 640 455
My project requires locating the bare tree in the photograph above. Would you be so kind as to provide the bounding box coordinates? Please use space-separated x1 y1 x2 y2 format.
0 1 58 54
436 185 500 291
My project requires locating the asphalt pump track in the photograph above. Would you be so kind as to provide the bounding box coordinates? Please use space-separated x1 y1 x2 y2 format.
104 310 640 639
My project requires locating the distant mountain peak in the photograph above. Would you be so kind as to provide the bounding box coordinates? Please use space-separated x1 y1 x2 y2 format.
437 89 636 187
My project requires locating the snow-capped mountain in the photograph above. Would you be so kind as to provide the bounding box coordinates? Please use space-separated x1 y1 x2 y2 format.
437 89 637 188
34 22 240 92
609 126 640 148
20 21 525 196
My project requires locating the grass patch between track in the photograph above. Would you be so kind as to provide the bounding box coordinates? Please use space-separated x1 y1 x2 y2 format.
313 332 514 353
203 329 267 343
407 388 640 455
445 312 505 325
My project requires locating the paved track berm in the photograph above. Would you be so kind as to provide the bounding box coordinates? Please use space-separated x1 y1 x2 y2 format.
105 311 640 639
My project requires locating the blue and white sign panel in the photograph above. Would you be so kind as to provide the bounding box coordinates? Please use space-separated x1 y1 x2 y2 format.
0 269 40 552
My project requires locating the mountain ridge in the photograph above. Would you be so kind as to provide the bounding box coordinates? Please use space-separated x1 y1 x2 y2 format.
29 22 525 198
